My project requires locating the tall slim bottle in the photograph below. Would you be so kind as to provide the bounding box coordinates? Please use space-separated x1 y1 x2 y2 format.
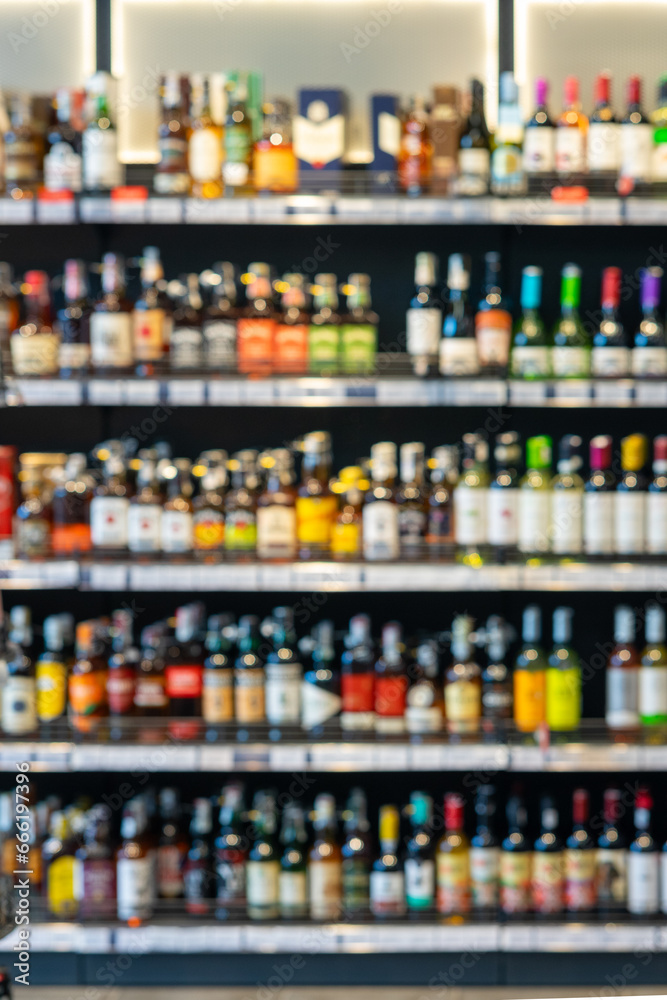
309 794 342 921
552 265 590 379
583 435 616 557
551 435 585 557
513 605 547 733
436 793 470 916
510 266 550 380
500 793 532 915
524 78 555 176
532 797 564 915
518 436 552 558
454 433 490 564
596 787 627 913
627 788 659 916
592 267 630 378
363 442 400 562
632 268 667 377
606 605 640 733
546 607 581 732
564 788 596 913
439 254 478 377
647 436 667 556
406 252 442 376
614 434 648 556
555 76 588 178
587 72 620 181
620 76 653 184
639 603 667 727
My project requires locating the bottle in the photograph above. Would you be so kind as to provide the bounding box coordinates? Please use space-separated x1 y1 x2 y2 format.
127 454 163 555
235 263 276 374
76 804 116 919
107 610 137 719
234 615 265 725
183 798 215 915
475 252 513 374
51 453 92 555
89 253 133 372
633 267 667 377
620 76 653 184
342 788 372 915
203 262 238 370
614 434 648 556
425 446 458 558
454 433 490 562
583 435 616 557
14 467 52 559
192 453 227 556
491 72 525 196
295 431 336 559
518 436 553 557
253 98 298 194
170 275 204 370
406 252 442 377
265 607 302 726
511 267 550 379
405 638 443 734
546 607 581 732
134 625 168 719
596 788 627 913
188 75 223 199
224 450 259 557
552 265 590 378
564 788 596 912
470 786 499 912
44 811 80 919
397 95 433 196
445 614 482 735
513 605 547 733
652 75 667 183
256 449 297 561
550 434 585 557
164 604 205 735
340 273 378 375
243 792 281 921
482 617 513 730
648 437 667 556
68 621 108 735
309 274 341 374
340 614 375 732
500 793 532 915
374 622 408 734
555 76 588 177
587 72 621 178
370 805 405 918
57 258 91 377
156 788 188 900
10 271 59 376
116 799 154 922
487 432 521 560
592 268 629 377
457 79 491 196
309 793 342 921
404 792 435 913
132 247 168 375
627 789 659 915
523 78 555 175
301 620 342 731
436 793 470 916
278 805 308 919
3 94 41 195
44 87 83 193
83 84 122 191
606 605 640 732
330 467 364 561
161 458 194 554
274 274 309 375
532 797 564 915
439 254 478 377
154 73 190 195
639 603 667 727
363 441 400 562
396 442 427 557
222 79 253 194
2 609 36 736
36 615 70 726
215 783 248 920
0 264 19 356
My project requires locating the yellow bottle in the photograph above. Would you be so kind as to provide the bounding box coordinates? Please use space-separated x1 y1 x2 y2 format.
36 615 69 723
45 812 80 918
546 606 581 731
330 467 364 560
513 605 547 732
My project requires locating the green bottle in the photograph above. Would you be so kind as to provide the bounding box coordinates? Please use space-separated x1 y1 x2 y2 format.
511 266 551 379
546 607 581 732
518 435 552 558
340 274 378 374
309 274 341 374
551 264 590 379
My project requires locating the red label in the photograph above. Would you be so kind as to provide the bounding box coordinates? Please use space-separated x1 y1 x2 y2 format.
107 669 136 714
111 185 148 201
166 664 203 699
375 676 408 717
0 447 15 540
236 318 275 372
341 672 375 713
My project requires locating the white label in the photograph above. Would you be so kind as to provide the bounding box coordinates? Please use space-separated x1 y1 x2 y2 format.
257 506 297 557
247 860 280 907
83 129 122 190
90 496 129 548
519 490 551 553
170 327 203 369
404 858 434 906
627 851 659 915
439 337 480 376
44 142 83 192
161 510 193 552
621 123 653 181
407 308 441 357
293 114 345 168
633 346 667 376
592 346 630 378
363 501 400 560
309 861 342 919
59 342 90 371
476 326 511 367
301 681 342 729
552 345 590 378
127 504 162 553
280 870 308 907
583 492 614 555
455 487 489 545
90 312 133 368
551 490 583 554
204 320 236 365
639 667 667 719
555 126 586 173
596 848 627 904
370 870 405 913
614 492 645 555
378 111 401 157
470 847 500 908
606 665 639 728
189 129 222 182
10 333 60 375
117 856 154 920
523 127 555 173
457 148 490 195
647 491 667 554
265 662 302 724
587 122 621 172
223 161 249 186
487 488 519 546
652 142 667 182
2 678 36 734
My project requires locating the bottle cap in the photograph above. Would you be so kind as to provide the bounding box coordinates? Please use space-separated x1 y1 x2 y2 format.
520 266 543 311
589 435 613 471
564 76 580 105
635 788 653 811
654 436 667 464
620 434 648 473
601 267 622 310
414 252 438 287
444 792 465 831
627 75 642 106
614 605 635 644
552 606 574 646
645 603 665 645
410 791 432 827
526 435 552 470
522 605 541 644
557 434 584 472
560 264 582 308
602 788 622 825
535 78 548 106
494 431 521 469
447 254 470 292
594 72 611 106
641 267 662 310
24 271 49 295
499 72 518 105
572 787 589 826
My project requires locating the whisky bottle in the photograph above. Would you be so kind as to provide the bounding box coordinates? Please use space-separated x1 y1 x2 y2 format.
4 94 41 196
481 617 513 729
44 811 80 918
154 73 190 195
406 252 442 377
374 622 408 735
444 614 482 735
295 432 336 559
134 625 168 720
57 259 91 377
279 804 308 919
215 783 248 920
301 620 342 731
425 445 458 558
203 262 238 370
397 95 433 196
330 467 363 561
256 449 297 561
82 83 122 191
89 253 133 372
342 788 372 916
234 616 265 725
340 273 378 374
133 247 169 376
116 798 154 921
224 450 260 557
192 454 227 556
202 614 234 726
396 442 428 558
436 793 470 915
247 792 280 920
68 621 108 735
253 99 298 194
10 271 59 376
165 604 204 738
309 793 342 920
127 453 163 555
106 610 137 719
405 638 443 734
2 608 36 736
36 615 69 726
156 788 187 901
76 804 116 919
363 441 400 561
236 263 276 374
184 798 215 915
170 275 204 370
51 453 92 555
161 458 194 554
44 87 84 193
274 274 310 375
188 75 223 200
340 614 375 732
223 80 253 195
265 606 302 726
309 274 341 374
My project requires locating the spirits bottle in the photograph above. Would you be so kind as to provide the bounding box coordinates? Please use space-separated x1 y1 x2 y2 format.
513 605 547 733
133 247 168 376
632 267 667 377
134 625 168 719
154 73 190 195
444 614 482 735
203 262 238 370
107 609 137 719
481 617 513 730
76 804 116 919
202 614 234 727
550 434 585 557
546 607 581 732
256 448 297 561
2 609 36 736
454 433 490 563
397 95 433 196
340 273 378 374
596 787 627 913
396 441 427 558
404 638 442 734
215 783 248 920
552 265 590 379
309 274 341 374
639 603 667 727
0 263 19 358
406 252 442 377
44 811 80 918
279 805 308 919
295 431 336 559
222 79 253 195
342 788 372 916
583 435 616 557
247 792 280 921
274 274 310 375
170 275 204 370
183 797 215 915
165 604 205 736
614 434 648 556
36 615 69 726
233 616 265 725
57 258 91 377
82 85 122 191
475 252 513 374
127 453 163 555
470 785 499 912
439 254 478 377
587 72 620 180
620 76 653 184
500 793 532 915
10 271 59 376
253 99 298 194
523 78 555 175
89 253 133 372
425 445 458 558
51 453 92 555
264 606 302 726
161 458 194 554
627 789 659 915
309 793 342 920
555 76 588 178
564 788 596 912
370 804 405 918
156 788 187 901
404 792 435 913
647 436 667 555
652 75 667 183
532 796 564 915
518 435 552 557
301 620 342 731
363 441 400 562
491 72 525 196
374 622 408 734
436 792 470 915
224 450 260 558
340 614 375 732
487 431 521 560
68 620 108 735
188 75 223 200
457 79 491 196
330 467 363 561
90 452 130 553
592 267 630 377
4 94 41 195
510 266 550 379
192 453 227 556
116 798 154 922
606 604 640 732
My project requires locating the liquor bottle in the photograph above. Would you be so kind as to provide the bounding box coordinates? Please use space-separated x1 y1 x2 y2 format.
370 804 405 918
620 76 653 184
491 72 525 196
264 607 302 726
36 615 69 726
183 798 215 915
550 434 585 557
510 266 551 379
215 783 248 920
340 614 375 732
107 610 137 719
156 788 188 900
161 458 194 554
224 450 259 557
632 267 667 377
614 434 648 556
0 263 19 356
457 79 491 196
475 252 513 374
436 793 470 916
256 449 297 561
44 811 80 918
3 94 41 195
83 84 122 191
165 604 204 736
652 75 667 183
363 441 400 562
405 638 443 734
279 805 308 919
127 453 163 555
117 798 154 921
396 442 427 557
76 804 116 919
340 273 378 375
404 792 435 913
445 614 482 735
342 788 372 915
439 254 478 377
295 431 336 559
301 620 342 731
481 617 513 730
514 605 547 733
44 87 83 193
552 265 590 378
500 793 532 915
309 274 341 374
397 95 433 196
57 259 91 377
406 252 442 377
203 262 238 370
606 605 640 732
274 274 309 375
592 268 630 377
253 98 298 194
247 792 280 921
374 622 408 734
202 614 234 727
583 435 616 557
532 796 564 915
14 459 54 558
647 435 667 555
192 452 227 556
309 793 342 920
10 271 59 376
555 76 588 177
51 453 92 555
89 253 133 372
470 785 499 912
564 788 596 912
188 75 223 199
627 788 659 915
133 625 168 722
68 621 108 735
154 73 190 195
234 615 265 725
587 72 620 180
487 431 520 560
523 78 555 175
639 603 667 727
596 787 627 913
170 275 204 369
518 436 552 558
222 79 253 194
132 247 168 375
425 445 458 558
454 433 490 562
2 609 36 736
330 466 363 560
546 607 581 732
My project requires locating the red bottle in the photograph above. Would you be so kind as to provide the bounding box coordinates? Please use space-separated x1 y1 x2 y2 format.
340 615 375 732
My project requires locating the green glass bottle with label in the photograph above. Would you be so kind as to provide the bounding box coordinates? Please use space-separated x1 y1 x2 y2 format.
551 264 590 379
309 274 341 374
340 273 378 375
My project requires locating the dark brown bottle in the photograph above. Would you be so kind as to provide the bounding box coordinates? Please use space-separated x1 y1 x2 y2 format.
156 787 188 900
76 804 116 919
164 604 205 739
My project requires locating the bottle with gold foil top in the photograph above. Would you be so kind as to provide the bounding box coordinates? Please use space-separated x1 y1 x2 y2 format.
237 263 276 374
363 442 400 562
330 467 364 560
296 432 337 559
15 462 53 559
274 274 310 374
128 452 163 555
513 605 547 733
10 271 59 376
133 247 168 375
36 614 70 726
309 275 341 374
68 620 108 735
370 804 405 918
256 449 297 561
309 793 342 920
253 99 298 194
44 811 81 918
202 615 234 726
234 616 265 725
192 455 227 556
224 450 259 557
615 433 648 556
436 793 470 915
340 274 378 375
161 458 194 555
444 615 481 735
500 793 531 915
546 606 581 732
532 796 564 915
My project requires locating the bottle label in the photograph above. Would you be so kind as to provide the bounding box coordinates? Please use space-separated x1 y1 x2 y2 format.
583 492 614 555
596 848 627 906
10 332 59 376
203 319 237 366
341 672 375 713
615 492 645 555
370 870 405 915
274 323 309 373
90 312 133 368
80 859 116 915
405 703 442 734
476 323 511 368
398 507 427 544
133 308 165 362
83 128 122 189
68 671 106 719
647 492 667 554
551 490 583 554
301 681 342 729
247 859 280 907
44 142 83 192
587 122 621 172
375 676 408 718
343 857 370 907
632 346 667 376
308 324 340 368
16 518 49 558
545 667 581 730
652 141 667 182
404 857 435 908
564 851 596 910
225 509 257 551
639 666 667 720
362 501 400 560
532 852 564 913
309 861 342 919
48 855 80 917
606 665 639 728
117 856 154 920
551 345 590 377
128 504 162 553
170 327 203 369
156 134 188 172
234 669 265 723
499 852 531 913
661 855 667 916
107 669 136 715
470 847 499 909
523 126 555 173
257 505 297 557
511 345 551 378
426 505 454 545
2 678 36 734
188 129 223 183
457 148 490 195
237 318 275 372
491 146 524 189
36 660 67 722
265 662 302 724
436 852 470 913
134 676 168 709
184 863 210 913
51 521 92 556
445 680 481 730
202 669 234 723
280 870 308 908
223 151 250 189
331 521 361 557
59 342 90 372
293 112 345 168
592 346 630 377
158 844 185 898
341 324 377 372
165 664 203 700
513 669 546 732
627 852 659 915
216 855 246 905
454 487 488 545
439 337 480 376
621 123 653 181
406 308 441 358
193 507 226 551
555 127 586 173
518 490 551 553
161 510 193 553
487 488 519 545
90 496 129 548
296 495 337 546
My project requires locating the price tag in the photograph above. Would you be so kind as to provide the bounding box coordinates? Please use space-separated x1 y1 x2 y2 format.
242 380 275 404
110 186 148 223
200 745 236 771
147 198 183 223
87 563 127 590
79 197 113 223
509 380 548 405
88 380 124 405
501 924 534 951
259 565 292 590
509 745 545 771
205 926 244 952
226 564 260 591
41 561 80 587
376 380 425 406
167 380 205 405
636 381 667 407
373 744 409 770
287 195 335 218
36 192 76 224
122 380 161 405
150 745 198 772
244 924 307 953
71 746 105 770
0 199 34 223
129 564 164 590
310 743 345 770
641 745 667 770
410 744 445 769
251 197 289 221
553 379 592 401
185 199 250 223
30 925 76 951
14 379 82 406
269 745 308 771
207 380 244 405
594 380 633 404
79 927 113 952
